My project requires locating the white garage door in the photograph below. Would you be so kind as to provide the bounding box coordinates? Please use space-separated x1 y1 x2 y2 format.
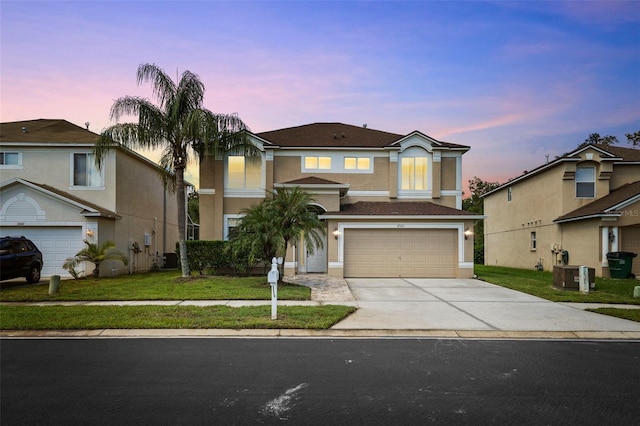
1 227 83 278
344 228 458 278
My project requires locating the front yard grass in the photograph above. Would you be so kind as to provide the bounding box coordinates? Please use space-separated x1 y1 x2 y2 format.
474 264 640 304
475 264 640 322
0 305 356 330
0 271 310 302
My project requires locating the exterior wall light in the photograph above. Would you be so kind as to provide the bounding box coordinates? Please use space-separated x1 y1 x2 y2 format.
86 229 94 237
333 226 341 240
464 227 473 240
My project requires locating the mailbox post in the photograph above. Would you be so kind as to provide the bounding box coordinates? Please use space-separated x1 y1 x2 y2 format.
267 257 280 320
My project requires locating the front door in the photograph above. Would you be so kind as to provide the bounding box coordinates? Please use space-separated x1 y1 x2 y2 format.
305 237 327 273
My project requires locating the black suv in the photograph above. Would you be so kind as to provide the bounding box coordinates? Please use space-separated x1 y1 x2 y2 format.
0 236 43 283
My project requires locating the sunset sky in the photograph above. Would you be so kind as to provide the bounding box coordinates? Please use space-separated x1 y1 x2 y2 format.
2 1 639 192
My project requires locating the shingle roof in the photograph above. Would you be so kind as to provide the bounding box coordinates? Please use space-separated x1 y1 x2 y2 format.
554 181 640 223
255 122 468 149
599 145 640 162
324 201 475 216
0 119 98 144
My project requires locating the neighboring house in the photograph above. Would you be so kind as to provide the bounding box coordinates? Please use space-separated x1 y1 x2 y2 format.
199 122 482 279
482 144 640 278
0 119 181 278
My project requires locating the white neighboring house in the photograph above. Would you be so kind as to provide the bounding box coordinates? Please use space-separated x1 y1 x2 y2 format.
0 119 182 278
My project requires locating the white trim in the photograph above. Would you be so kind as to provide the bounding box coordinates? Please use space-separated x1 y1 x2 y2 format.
223 214 244 240
199 188 215 195
346 190 390 197
320 214 484 220
224 189 266 198
459 262 474 269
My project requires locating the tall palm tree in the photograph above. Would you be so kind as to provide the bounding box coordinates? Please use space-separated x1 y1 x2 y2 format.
94 63 253 277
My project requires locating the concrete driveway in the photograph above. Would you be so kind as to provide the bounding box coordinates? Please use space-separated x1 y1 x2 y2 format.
331 278 640 335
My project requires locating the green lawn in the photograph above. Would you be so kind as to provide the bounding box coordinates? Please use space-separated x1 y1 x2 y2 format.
0 305 356 330
475 264 640 304
0 271 310 302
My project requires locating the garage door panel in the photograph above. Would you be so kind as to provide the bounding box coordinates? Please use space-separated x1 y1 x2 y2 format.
345 228 457 278
2 227 82 278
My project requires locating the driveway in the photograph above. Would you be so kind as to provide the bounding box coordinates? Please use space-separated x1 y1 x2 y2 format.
331 278 640 334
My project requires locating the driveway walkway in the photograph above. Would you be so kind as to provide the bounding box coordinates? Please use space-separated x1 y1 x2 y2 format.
330 278 640 336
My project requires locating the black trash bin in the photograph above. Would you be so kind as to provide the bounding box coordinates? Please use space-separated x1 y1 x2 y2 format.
606 252 637 278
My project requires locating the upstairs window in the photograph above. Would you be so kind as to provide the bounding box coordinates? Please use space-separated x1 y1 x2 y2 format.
401 157 428 190
72 153 103 187
227 156 261 189
304 156 331 170
507 187 512 202
0 152 20 166
576 166 595 198
344 157 371 171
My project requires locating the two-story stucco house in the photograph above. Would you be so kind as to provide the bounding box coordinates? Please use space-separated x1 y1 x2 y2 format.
0 119 181 278
483 144 640 278
199 122 482 279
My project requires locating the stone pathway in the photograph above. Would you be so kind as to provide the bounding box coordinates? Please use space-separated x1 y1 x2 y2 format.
283 274 356 303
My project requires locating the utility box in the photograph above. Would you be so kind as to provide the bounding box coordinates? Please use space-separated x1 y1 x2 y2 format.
163 252 178 269
553 265 595 291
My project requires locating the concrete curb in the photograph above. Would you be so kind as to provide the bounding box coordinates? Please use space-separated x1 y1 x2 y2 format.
2 328 640 340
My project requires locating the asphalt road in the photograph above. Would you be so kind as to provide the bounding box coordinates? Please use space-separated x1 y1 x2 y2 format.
2 338 639 425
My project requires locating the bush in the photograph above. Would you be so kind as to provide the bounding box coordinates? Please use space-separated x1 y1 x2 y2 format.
176 241 231 275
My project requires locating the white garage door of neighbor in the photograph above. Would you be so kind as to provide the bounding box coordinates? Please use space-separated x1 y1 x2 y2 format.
344 228 457 278
2 227 83 278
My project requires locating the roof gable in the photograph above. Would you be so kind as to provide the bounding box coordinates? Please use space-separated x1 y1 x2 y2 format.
483 144 640 198
554 180 640 223
0 178 120 219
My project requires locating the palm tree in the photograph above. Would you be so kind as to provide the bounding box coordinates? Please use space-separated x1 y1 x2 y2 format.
270 187 325 274
65 240 128 278
233 199 282 272
94 63 253 277
236 187 325 279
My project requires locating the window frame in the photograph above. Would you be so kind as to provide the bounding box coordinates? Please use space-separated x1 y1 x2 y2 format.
224 154 264 196
70 152 104 189
531 231 537 251
0 151 23 169
575 166 595 198
507 187 512 202
303 156 332 171
400 156 428 191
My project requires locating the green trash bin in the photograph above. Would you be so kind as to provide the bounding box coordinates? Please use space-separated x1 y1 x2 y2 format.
606 252 637 278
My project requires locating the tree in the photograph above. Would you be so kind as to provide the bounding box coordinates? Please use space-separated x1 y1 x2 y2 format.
463 176 500 264
94 63 253 277
626 131 640 146
64 240 128 278
577 132 619 149
188 190 199 225
232 187 325 280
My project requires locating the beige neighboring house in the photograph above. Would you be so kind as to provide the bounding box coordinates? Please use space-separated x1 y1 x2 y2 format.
0 119 181 278
483 144 640 278
199 122 482 279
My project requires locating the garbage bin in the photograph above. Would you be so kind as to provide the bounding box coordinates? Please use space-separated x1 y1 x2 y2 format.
606 252 637 278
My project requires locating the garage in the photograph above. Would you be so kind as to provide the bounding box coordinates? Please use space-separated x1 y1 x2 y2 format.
344 228 458 278
2 227 83 278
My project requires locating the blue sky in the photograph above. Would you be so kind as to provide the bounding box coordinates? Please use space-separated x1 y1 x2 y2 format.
1 1 639 192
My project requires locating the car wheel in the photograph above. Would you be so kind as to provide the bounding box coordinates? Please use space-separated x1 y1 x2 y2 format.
26 265 41 284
